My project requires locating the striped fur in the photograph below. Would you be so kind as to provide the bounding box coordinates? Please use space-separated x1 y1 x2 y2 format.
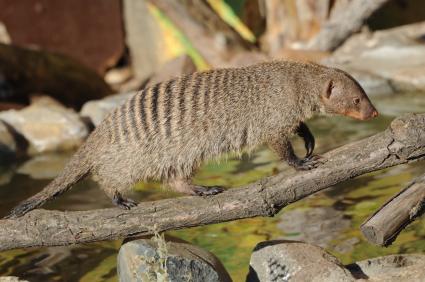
6 60 377 217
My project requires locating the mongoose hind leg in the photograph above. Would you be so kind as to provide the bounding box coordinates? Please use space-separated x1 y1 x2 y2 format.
97 179 138 210
112 191 138 210
268 137 323 171
167 178 224 196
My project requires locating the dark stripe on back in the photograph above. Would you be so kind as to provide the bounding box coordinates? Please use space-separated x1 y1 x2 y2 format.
178 76 189 127
191 74 203 123
164 79 175 138
128 94 141 141
139 89 149 134
150 83 161 132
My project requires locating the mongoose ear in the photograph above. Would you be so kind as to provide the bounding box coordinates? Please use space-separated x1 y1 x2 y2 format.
322 80 334 99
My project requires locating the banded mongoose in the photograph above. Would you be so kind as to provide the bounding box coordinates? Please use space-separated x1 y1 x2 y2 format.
6 61 378 218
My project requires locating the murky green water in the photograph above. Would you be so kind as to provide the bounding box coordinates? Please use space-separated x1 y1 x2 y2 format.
0 92 424 281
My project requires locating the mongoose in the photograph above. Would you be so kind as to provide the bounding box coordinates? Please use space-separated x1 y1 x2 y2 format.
6 61 378 218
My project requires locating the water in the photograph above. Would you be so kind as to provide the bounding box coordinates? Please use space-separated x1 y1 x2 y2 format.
0 92 424 281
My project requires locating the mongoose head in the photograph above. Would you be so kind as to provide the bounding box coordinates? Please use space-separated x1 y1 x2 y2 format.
319 69 379 120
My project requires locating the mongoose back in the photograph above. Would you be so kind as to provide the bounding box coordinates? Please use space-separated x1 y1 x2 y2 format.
6 61 378 218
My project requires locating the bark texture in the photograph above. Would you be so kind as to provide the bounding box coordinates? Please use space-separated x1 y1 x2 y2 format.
0 113 424 251
361 173 425 246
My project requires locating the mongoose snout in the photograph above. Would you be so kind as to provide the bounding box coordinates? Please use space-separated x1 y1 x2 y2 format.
5 60 378 219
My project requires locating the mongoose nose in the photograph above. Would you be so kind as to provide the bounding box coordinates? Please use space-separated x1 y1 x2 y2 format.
372 110 379 118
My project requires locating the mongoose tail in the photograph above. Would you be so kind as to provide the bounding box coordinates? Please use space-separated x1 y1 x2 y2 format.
4 146 90 219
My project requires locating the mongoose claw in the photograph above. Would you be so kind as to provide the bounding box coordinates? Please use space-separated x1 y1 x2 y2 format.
192 186 224 196
112 192 138 210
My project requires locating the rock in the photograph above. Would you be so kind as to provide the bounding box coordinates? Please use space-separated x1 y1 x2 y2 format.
0 277 28 282
147 55 197 86
80 92 135 126
0 96 88 155
0 22 11 44
0 0 125 74
117 236 231 282
247 240 355 282
123 0 176 82
278 207 351 249
17 153 71 179
104 66 133 86
346 254 425 281
0 120 16 163
324 22 425 92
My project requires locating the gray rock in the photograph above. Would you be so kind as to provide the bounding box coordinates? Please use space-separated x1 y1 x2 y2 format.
278 207 351 249
346 254 425 282
147 55 197 87
118 236 231 282
123 0 174 82
0 120 16 163
324 22 425 93
0 96 88 155
80 92 135 126
247 240 355 282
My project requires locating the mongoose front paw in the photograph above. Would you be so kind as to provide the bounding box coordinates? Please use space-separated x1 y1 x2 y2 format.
292 155 325 171
112 192 138 210
192 186 224 196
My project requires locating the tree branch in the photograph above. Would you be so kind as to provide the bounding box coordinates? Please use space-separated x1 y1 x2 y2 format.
361 173 425 246
1 113 424 251
307 0 390 51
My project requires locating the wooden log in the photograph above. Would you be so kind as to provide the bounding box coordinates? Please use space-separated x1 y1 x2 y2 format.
361 174 425 246
0 43 113 109
307 0 390 51
0 113 424 251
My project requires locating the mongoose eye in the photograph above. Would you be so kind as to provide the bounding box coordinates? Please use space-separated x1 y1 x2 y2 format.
353 98 360 105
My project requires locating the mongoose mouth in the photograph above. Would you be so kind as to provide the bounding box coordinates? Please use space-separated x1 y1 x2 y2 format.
346 109 379 120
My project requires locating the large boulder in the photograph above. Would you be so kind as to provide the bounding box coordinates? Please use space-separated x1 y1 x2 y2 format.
248 240 425 282
80 92 135 126
346 254 425 282
247 240 355 282
117 236 231 282
0 96 88 155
